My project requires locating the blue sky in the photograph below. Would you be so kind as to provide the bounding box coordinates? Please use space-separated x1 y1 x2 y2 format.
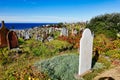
0 0 120 23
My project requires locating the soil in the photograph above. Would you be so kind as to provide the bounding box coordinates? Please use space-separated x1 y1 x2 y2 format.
94 60 120 80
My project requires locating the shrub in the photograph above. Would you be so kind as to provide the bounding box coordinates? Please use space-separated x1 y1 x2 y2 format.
18 38 25 45
45 40 72 53
113 39 120 49
27 40 72 57
105 49 120 59
97 56 111 69
34 54 79 80
93 62 105 70
34 54 110 80
58 32 82 49
23 40 48 57
54 31 60 39
0 48 12 65
93 34 116 53
32 44 49 56
86 13 120 39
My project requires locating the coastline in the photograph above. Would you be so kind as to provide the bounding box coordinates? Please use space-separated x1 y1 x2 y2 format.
0 23 58 30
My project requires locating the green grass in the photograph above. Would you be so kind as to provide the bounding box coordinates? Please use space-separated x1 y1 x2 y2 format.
0 36 118 80
105 49 120 59
0 39 74 80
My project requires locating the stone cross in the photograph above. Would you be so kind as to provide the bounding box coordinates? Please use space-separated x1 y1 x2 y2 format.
78 28 93 75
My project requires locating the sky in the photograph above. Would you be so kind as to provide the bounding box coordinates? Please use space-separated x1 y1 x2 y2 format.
0 0 120 23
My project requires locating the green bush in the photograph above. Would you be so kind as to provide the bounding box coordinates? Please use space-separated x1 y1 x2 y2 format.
0 48 12 65
86 13 120 39
23 40 48 57
32 44 49 56
18 38 25 45
105 49 120 59
30 40 72 57
93 34 110 53
113 39 120 49
46 40 72 52
54 31 60 39
97 56 111 69
34 54 109 80
34 54 79 80
93 63 105 70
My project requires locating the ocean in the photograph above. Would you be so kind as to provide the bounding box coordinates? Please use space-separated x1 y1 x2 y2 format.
0 23 57 30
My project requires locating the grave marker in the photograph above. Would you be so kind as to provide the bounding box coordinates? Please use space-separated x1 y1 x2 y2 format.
60 27 68 36
7 31 19 49
78 28 93 75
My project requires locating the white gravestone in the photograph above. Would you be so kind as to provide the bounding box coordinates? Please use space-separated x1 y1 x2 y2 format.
78 28 93 75
60 27 68 36
49 27 54 34
25 34 30 40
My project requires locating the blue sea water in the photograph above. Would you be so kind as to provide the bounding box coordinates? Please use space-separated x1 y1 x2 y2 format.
0 23 57 30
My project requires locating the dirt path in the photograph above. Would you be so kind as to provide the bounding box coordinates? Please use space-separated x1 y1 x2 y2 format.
94 66 120 80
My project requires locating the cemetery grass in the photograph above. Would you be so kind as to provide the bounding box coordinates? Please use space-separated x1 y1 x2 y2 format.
0 39 74 80
0 34 120 79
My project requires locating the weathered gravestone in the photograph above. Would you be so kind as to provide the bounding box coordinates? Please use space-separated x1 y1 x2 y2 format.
71 28 78 36
7 31 19 49
49 27 54 34
0 21 9 48
78 28 93 75
24 32 30 40
60 27 68 36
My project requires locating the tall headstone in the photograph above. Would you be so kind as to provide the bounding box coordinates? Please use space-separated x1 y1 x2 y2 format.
0 21 9 48
78 28 93 75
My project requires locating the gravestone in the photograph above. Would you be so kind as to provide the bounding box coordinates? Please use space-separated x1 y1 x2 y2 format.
60 27 68 36
24 32 30 40
78 28 93 75
25 34 29 40
0 21 9 48
35 34 39 40
73 29 77 35
7 31 19 49
49 27 53 33
71 28 77 36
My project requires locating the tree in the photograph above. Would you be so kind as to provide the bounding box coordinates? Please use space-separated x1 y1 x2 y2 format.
86 13 120 39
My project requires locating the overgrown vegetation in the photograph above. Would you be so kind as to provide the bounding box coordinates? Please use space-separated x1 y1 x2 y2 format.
1 13 120 79
35 54 111 80
86 13 120 39
29 39 72 57
58 31 82 49
0 39 73 79
35 54 79 80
